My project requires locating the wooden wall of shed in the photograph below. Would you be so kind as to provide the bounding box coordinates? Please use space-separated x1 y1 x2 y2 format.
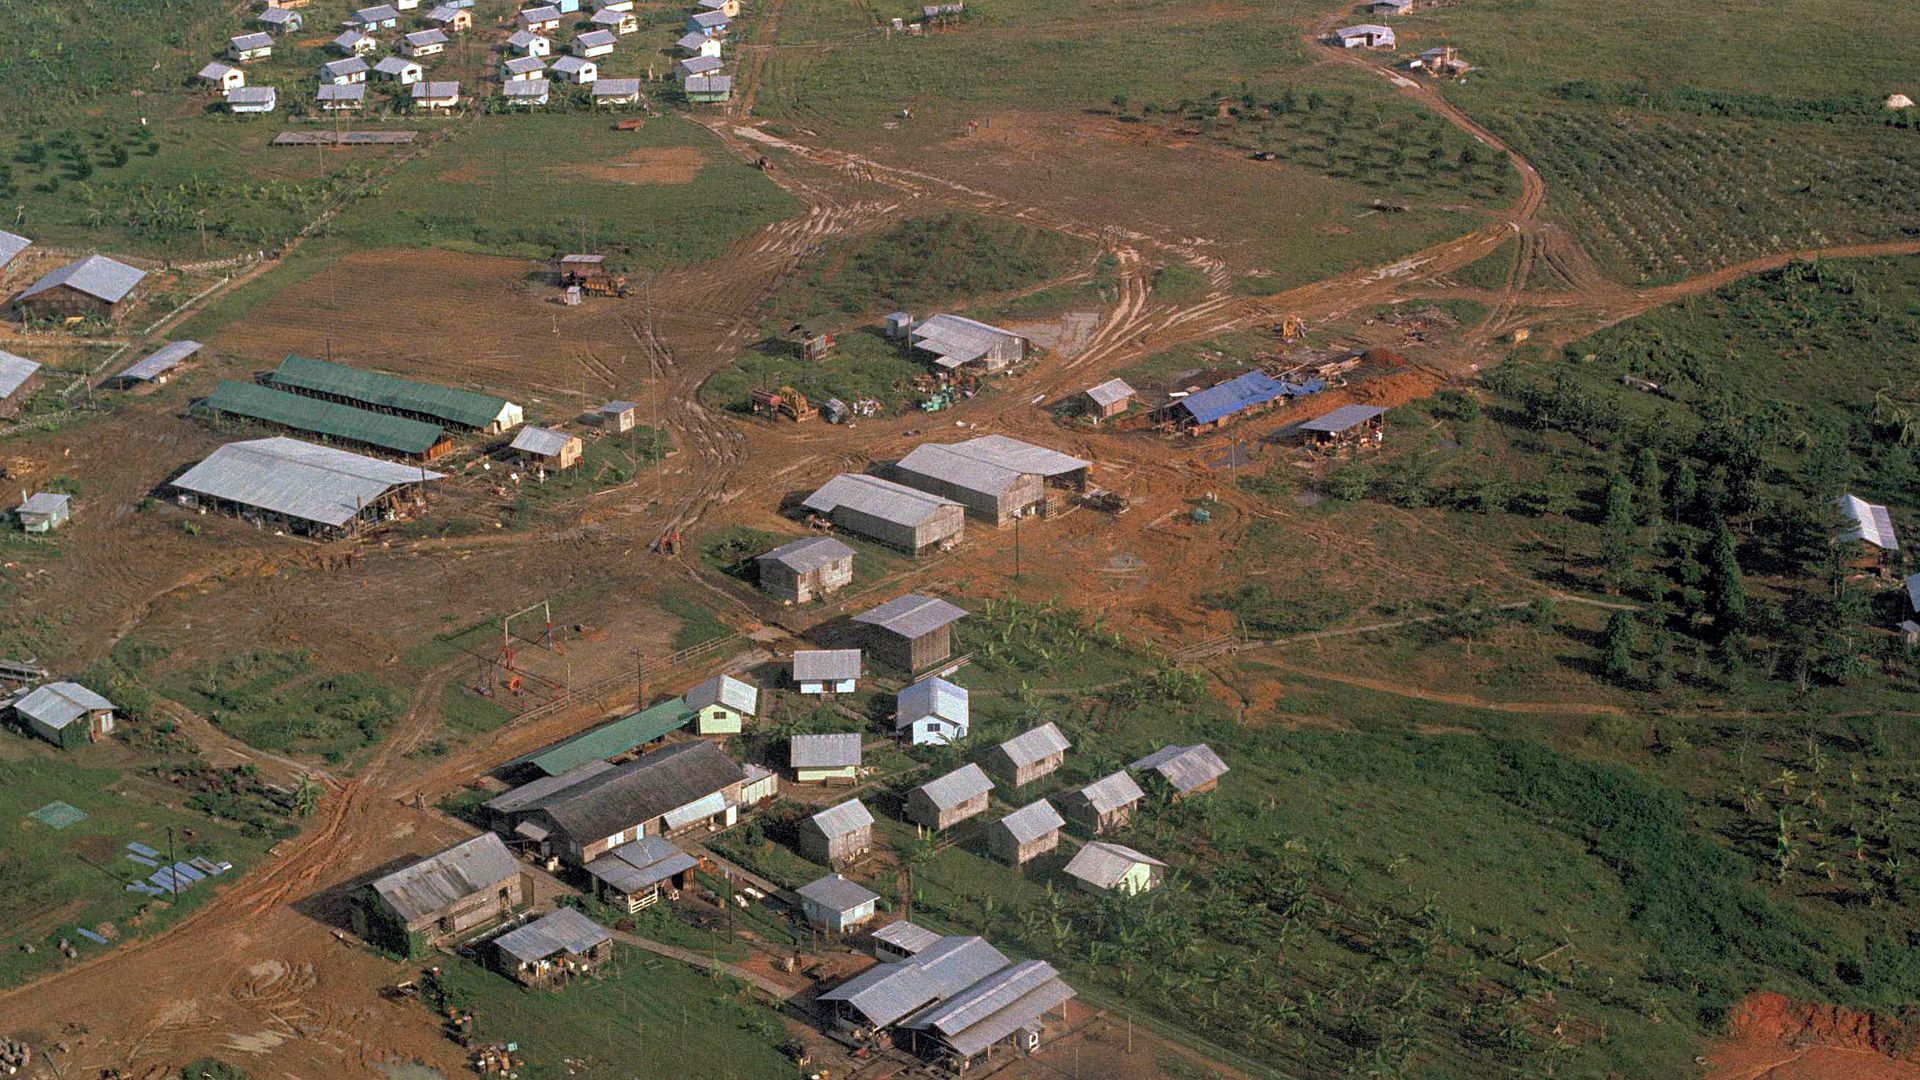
19 286 122 323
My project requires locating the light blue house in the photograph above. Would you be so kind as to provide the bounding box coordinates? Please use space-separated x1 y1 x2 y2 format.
895 676 968 746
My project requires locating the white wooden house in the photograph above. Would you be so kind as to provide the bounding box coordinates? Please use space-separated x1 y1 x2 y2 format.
403 29 449 57
198 62 246 91
228 33 275 62
373 56 425 83
550 55 597 83
321 57 371 84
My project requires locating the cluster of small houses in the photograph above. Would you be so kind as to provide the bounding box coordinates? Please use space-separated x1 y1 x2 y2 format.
1329 0 1472 78
339 595 1227 1067
196 0 737 117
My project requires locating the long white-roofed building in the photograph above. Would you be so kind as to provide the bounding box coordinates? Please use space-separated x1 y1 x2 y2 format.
168 437 443 538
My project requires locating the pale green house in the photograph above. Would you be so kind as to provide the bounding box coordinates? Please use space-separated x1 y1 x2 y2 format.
1063 841 1167 897
790 732 861 784
684 674 757 735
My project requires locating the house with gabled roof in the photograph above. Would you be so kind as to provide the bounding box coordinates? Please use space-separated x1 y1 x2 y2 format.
229 32 274 62
497 740 747 864
0 351 40 418
332 29 379 55
803 473 965 556
908 314 1030 374
895 677 968 746
757 536 854 604
698 0 742 15
1079 377 1135 421
798 874 880 932
507 29 553 56
226 86 278 114
412 80 462 110
403 29 449 57
1057 770 1143 834
322 56 371 84
873 919 941 962
490 907 612 987
801 797 874 867
199 62 246 91
15 492 70 535
519 4 563 32
585 834 698 911
318 83 367 111
1333 23 1395 48
793 649 861 694
854 593 967 672
13 682 114 747
349 4 402 30
1063 841 1166 896
574 29 618 57
592 8 639 34
983 723 1069 788
986 799 1063 867
15 254 146 322
684 674 756 734
550 55 598 83
1130 744 1228 799
0 230 30 272
676 55 724 83
352 833 529 956
591 78 644 105
427 4 474 30
510 425 582 470
906 763 993 831
258 7 303 33
677 31 723 56
791 732 862 783
686 10 729 35
502 54 546 81
373 56 425 84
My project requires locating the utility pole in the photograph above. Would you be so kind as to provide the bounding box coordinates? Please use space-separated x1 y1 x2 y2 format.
166 825 178 898
1013 513 1022 579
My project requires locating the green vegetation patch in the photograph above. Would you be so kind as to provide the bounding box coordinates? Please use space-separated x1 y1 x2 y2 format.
700 328 932 416
162 648 402 761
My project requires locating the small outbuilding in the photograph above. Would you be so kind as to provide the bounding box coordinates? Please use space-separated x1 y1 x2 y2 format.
1838 493 1899 575
895 676 969 746
792 649 861 694
322 57 371 84
983 722 1069 788
790 732 862 783
353 833 529 957
226 86 278 114
1057 770 1144 834
1130 744 1229 799
1333 23 1395 48
257 7 304 33
987 799 1063 868
502 54 546 81
1063 841 1166 896
112 340 203 387
550 55 598 84
318 83 367 110
905 763 993 831
574 29 618 57
427 4 474 30
684 674 756 735
507 29 553 56
1079 378 1135 421
800 797 874 868
490 907 613 987
503 79 551 106
198 62 246 91
403 28 449 57
373 56 424 83
594 8 640 33
756 536 854 604
332 29 378 56
14 682 114 747
510 426 583 471
591 400 639 432
797 874 880 932
872 919 941 962
519 4 564 32
16 492 71 534
1296 404 1386 449
228 32 275 62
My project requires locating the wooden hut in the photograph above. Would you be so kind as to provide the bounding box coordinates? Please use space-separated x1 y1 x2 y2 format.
905 764 993 831
986 799 1063 868
800 798 874 868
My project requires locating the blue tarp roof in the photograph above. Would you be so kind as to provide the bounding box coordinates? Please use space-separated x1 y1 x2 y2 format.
1177 371 1321 425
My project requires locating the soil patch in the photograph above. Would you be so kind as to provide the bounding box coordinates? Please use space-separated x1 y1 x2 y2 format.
1705 992 1920 1080
550 147 705 186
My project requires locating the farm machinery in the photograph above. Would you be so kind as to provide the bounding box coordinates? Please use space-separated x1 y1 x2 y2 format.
555 253 632 298
750 386 818 422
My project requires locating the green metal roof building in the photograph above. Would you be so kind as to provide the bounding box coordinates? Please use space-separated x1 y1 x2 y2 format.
266 355 524 433
511 698 696 777
201 381 451 458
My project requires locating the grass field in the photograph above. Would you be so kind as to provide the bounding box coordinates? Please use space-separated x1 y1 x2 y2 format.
430 947 794 1080
0 754 268 989
124 646 403 762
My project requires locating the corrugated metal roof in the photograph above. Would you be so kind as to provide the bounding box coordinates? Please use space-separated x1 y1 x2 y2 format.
269 355 510 430
318 83 367 102
854 594 967 639
1130 744 1229 793
324 57 369 77
231 32 274 49
171 437 443 528
117 340 202 382
896 677 967 729
374 56 420 76
485 760 615 815
678 56 724 76
1907 573 1920 614
200 61 240 80
551 55 593 75
18 492 69 516
1839 493 1899 551
758 535 853 574
587 836 697 893
1071 770 1143 814
202 381 446 455
797 873 879 912
873 920 941 954
901 959 1071 1052
503 80 550 99
947 434 1088 478
577 29 617 47
1177 371 1287 425
334 30 373 49
593 78 644 96
504 55 546 74
1063 841 1165 889
1084 378 1134 408
896 443 1029 498
511 698 693 776
413 81 461 100
819 935 1010 1028
791 732 862 769
911 314 1019 366
915 763 992 811
993 799 1062 845
227 87 277 107
689 10 728 26
996 722 1069 767
0 351 42 400
259 7 300 22
406 28 448 45
511 425 575 456
793 649 862 682
15 682 113 730
522 3 561 18
685 674 756 715
19 254 146 305
661 789 729 831
1337 23 1394 36
370 833 519 925
519 741 742 844
803 473 959 527
676 31 711 49
355 3 401 20
0 230 27 268
808 797 873 838
1299 403 1386 434
685 75 732 94
493 907 611 962
593 8 630 24
507 29 547 49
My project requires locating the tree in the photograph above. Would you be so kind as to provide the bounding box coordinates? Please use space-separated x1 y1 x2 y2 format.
1631 447 1665 526
1603 610 1639 684
1601 471 1637 593
1666 459 1699 524
1704 521 1747 640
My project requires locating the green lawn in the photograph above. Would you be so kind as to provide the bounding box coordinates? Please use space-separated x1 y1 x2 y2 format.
0 755 270 989
430 947 794 1080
